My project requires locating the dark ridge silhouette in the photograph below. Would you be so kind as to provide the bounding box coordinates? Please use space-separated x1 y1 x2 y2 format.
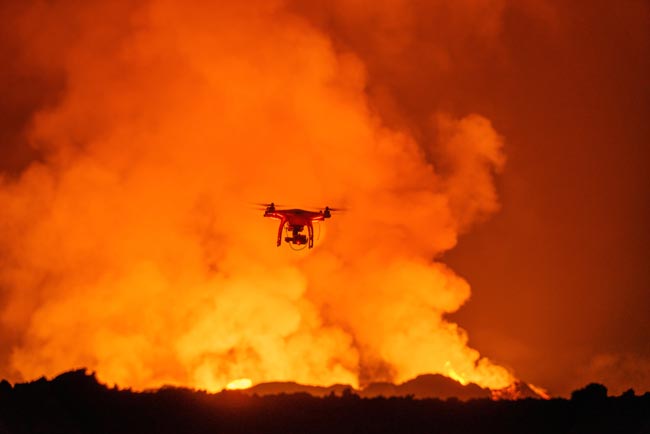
571 382 609 402
1 369 649 434
361 374 492 400
245 374 492 400
246 381 350 397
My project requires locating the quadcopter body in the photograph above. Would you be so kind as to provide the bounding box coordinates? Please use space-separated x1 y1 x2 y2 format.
260 202 338 249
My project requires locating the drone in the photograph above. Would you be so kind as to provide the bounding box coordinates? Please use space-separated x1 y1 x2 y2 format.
256 202 343 249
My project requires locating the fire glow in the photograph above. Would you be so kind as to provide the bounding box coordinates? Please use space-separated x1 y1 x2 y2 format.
1 1 521 395
226 378 253 391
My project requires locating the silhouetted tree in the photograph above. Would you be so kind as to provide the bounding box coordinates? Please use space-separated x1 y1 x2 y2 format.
620 388 635 399
0 379 11 397
571 383 608 402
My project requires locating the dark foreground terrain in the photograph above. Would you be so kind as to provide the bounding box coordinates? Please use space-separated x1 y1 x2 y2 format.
1 370 648 434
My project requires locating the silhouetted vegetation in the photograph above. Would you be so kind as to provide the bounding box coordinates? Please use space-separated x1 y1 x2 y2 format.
0 370 648 434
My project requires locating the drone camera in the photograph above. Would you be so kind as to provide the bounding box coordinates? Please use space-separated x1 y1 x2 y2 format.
285 234 308 245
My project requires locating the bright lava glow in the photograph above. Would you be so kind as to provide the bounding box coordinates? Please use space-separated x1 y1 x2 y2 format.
445 361 469 386
226 378 253 390
528 383 551 400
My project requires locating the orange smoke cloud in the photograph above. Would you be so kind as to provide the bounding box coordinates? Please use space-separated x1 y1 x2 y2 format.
1 1 513 392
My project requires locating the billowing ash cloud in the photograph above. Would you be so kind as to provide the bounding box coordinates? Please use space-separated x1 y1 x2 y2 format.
0 1 514 391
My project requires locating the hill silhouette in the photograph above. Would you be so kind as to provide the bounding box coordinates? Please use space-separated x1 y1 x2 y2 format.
360 374 492 399
0 369 648 434
245 374 493 400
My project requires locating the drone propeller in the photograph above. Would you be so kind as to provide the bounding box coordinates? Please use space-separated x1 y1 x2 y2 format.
249 202 285 210
307 206 347 219
309 206 347 213
251 202 283 207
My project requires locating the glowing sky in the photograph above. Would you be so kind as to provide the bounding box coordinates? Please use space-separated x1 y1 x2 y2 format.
1 0 648 396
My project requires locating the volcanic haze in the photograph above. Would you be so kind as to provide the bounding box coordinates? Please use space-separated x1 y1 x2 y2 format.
1 0 648 397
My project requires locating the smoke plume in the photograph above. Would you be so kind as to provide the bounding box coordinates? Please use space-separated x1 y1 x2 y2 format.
1 0 514 391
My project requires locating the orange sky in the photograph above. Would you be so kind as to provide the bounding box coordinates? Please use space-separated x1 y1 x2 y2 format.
1 0 648 396
294 0 650 395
